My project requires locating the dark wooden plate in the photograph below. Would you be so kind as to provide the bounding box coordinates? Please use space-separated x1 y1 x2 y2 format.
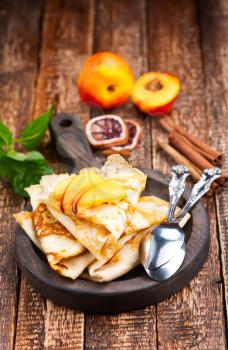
15 114 210 313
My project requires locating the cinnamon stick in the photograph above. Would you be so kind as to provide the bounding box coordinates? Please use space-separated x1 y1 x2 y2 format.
160 116 223 164
175 132 220 164
157 137 219 191
157 137 201 182
159 117 173 133
169 131 214 171
168 132 227 186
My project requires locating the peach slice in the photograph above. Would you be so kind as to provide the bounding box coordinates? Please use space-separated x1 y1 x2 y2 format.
53 176 77 202
77 179 126 212
61 171 104 216
131 72 180 116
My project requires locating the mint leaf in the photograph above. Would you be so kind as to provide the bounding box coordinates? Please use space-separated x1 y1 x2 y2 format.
6 150 45 162
20 106 54 151
0 154 53 197
0 120 13 148
12 161 53 197
6 150 27 161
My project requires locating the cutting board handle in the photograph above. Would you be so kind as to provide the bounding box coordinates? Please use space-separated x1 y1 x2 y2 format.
49 113 97 173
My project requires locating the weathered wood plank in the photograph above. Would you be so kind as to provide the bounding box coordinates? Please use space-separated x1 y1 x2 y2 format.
0 1 43 350
147 0 227 349
85 1 156 349
15 1 95 349
198 0 228 336
33 0 95 125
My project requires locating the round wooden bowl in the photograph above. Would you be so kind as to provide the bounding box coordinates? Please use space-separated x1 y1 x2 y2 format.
15 169 209 313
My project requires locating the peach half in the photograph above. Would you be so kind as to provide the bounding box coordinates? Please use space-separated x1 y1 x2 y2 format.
131 72 180 116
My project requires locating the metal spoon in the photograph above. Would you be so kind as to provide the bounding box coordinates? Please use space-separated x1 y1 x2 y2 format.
145 243 186 281
140 167 221 281
140 164 190 270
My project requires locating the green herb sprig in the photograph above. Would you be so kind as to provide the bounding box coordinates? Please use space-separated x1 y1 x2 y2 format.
0 107 54 197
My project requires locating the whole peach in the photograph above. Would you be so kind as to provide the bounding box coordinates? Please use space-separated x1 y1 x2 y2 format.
77 52 134 109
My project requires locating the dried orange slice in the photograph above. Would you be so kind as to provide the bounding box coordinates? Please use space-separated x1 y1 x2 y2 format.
85 115 128 147
103 119 142 156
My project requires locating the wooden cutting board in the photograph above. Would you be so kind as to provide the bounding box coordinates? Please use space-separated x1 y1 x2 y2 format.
15 113 210 313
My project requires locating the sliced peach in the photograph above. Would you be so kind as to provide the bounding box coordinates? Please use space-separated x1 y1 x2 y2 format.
131 72 180 117
77 179 126 212
61 171 104 216
53 176 77 202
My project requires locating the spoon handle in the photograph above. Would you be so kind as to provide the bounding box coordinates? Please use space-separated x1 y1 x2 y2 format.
167 165 190 222
174 168 221 223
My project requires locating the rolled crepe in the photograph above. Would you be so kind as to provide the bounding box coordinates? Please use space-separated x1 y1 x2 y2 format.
15 202 190 281
45 156 147 259
100 154 147 206
14 208 95 279
25 173 72 210
33 204 85 266
81 229 146 282
77 204 127 239
47 195 114 261
15 156 191 282
14 212 140 280
81 211 190 283
26 173 131 260
125 196 190 234
14 211 42 250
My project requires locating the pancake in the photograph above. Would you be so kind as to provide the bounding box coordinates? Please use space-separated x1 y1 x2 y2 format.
25 173 74 210
47 194 112 260
77 204 127 239
125 195 190 234
100 154 147 206
15 155 191 282
14 209 95 279
33 203 85 267
81 229 147 282
14 211 42 250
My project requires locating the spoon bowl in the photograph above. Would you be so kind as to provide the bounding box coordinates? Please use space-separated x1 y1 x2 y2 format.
145 242 186 281
140 222 185 270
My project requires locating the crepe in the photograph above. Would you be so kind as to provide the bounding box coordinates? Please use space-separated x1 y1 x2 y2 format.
125 196 190 234
100 154 147 206
33 204 85 266
25 173 72 210
14 211 42 250
14 210 141 280
46 155 147 255
81 211 189 283
47 194 117 261
84 230 140 282
14 155 191 282
14 207 95 279
77 204 127 239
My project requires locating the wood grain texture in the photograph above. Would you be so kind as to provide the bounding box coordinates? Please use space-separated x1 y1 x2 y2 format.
0 1 43 349
33 0 95 125
85 1 156 349
14 1 95 349
199 0 228 334
147 0 227 349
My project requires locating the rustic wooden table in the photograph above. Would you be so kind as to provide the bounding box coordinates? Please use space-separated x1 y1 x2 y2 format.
0 0 228 349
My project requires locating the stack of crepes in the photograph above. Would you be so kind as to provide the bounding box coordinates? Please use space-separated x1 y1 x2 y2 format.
14 155 190 282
